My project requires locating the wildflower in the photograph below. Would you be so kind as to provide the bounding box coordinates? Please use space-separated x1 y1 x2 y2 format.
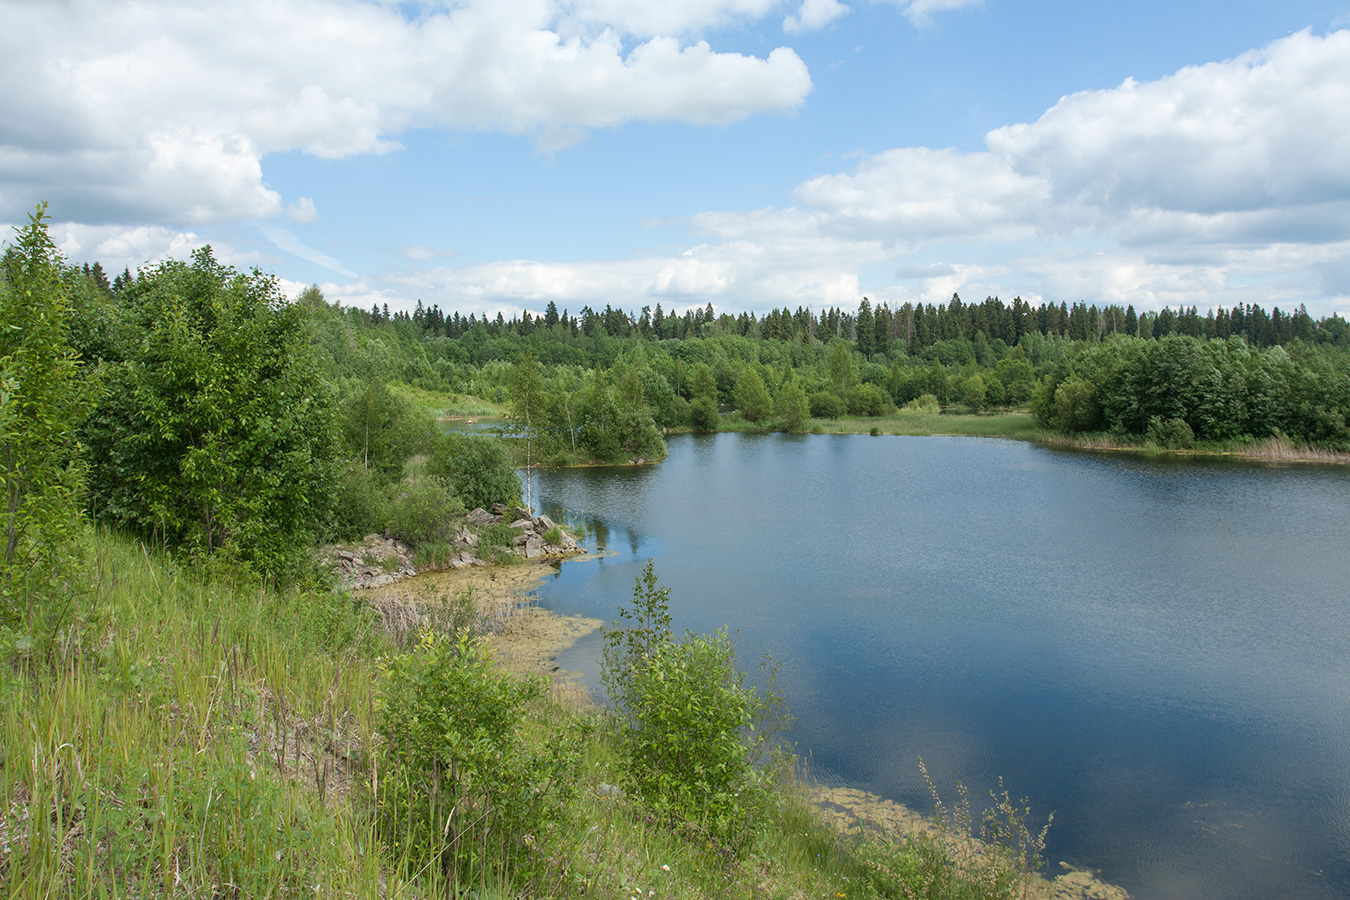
661 864 670 872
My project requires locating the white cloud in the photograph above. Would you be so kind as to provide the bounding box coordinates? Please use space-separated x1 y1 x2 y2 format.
793 147 1046 244
784 0 850 34
325 28 1350 319
285 197 318 223
654 28 1350 316
556 0 782 39
988 29 1350 228
31 222 267 276
884 0 983 28
257 224 357 278
0 0 811 226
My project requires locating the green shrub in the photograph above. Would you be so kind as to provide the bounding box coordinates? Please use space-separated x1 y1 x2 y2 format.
330 459 389 540
386 476 463 546
375 630 580 888
905 393 941 412
542 525 564 545
476 522 519 563
689 395 720 433
1146 415 1195 449
809 390 846 419
602 561 790 852
774 381 811 432
845 383 894 417
427 432 521 511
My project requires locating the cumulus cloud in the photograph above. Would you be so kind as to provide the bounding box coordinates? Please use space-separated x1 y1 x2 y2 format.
297 28 1350 318
656 28 1350 315
29 222 269 276
0 0 811 226
347 231 876 314
988 29 1350 230
784 0 850 34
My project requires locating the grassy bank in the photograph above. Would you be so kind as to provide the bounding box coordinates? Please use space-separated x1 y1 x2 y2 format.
392 383 505 421
0 529 1082 900
709 409 1042 440
1039 431 1350 466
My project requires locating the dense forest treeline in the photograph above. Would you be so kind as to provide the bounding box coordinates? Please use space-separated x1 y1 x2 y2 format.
353 291 1348 354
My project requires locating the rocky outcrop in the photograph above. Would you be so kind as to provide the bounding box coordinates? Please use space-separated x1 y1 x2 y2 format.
321 507 584 587
321 534 417 590
479 505 583 563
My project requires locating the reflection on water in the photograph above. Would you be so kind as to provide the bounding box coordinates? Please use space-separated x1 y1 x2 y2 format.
528 434 1350 900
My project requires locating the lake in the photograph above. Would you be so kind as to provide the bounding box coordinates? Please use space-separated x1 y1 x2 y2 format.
524 433 1350 900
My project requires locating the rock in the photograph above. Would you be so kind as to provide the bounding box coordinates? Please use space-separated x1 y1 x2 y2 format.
466 507 495 527
524 536 544 559
535 514 555 532
512 506 534 522
509 518 534 531
336 549 358 562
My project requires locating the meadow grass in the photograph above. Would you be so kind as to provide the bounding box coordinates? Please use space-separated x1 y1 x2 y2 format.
712 409 1041 440
389 383 505 421
812 410 1041 440
2 529 1057 899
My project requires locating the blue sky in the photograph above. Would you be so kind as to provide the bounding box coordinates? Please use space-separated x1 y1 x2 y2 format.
3 0 1349 318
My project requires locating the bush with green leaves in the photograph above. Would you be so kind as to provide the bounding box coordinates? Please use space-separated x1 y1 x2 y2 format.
689 394 720 433
602 561 790 852
79 246 337 578
905 393 941 412
774 381 810 432
426 431 520 511
329 459 389 540
375 629 579 888
809 390 847 419
385 476 464 546
1145 415 1195 450
336 379 438 483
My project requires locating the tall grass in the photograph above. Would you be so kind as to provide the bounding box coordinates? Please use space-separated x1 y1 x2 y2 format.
3 529 1063 899
1 532 386 898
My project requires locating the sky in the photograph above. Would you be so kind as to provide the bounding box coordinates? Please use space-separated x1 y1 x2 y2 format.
3 0 1350 320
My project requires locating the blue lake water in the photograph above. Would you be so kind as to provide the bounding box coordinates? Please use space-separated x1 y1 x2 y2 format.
523 433 1350 900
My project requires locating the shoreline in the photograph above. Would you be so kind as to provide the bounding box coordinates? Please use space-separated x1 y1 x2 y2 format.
377 560 1132 900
